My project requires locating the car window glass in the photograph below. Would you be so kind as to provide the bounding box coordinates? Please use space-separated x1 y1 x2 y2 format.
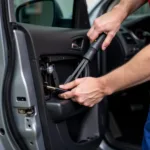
55 0 73 19
86 0 102 25
14 0 74 28
15 0 105 28
86 0 101 12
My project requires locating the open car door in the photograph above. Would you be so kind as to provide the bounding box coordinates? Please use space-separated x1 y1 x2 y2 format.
0 0 108 150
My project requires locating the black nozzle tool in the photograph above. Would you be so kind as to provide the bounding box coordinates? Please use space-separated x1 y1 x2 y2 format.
84 33 106 61
46 86 69 95
65 34 106 83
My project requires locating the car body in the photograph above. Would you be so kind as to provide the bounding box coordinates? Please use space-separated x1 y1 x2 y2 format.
0 0 150 150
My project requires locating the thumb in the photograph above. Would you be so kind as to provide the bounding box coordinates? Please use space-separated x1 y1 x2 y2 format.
102 32 115 50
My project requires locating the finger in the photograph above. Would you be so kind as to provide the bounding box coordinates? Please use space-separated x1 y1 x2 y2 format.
88 25 104 43
59 78 83 90
82 101 95 107
82 98 94 107
102 32 115 50
59 91 74 100
89 97 103 107
72 97 77 102
83 102 91 107
89 101 96 107
90 18 104 42
87 26 94 38
89 30 100 43
76 97 85 105
83 101 95 107
87 26 95 43
90 104 94 108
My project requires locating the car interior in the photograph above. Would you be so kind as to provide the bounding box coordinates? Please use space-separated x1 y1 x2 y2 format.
5 1 108 150
101 2 150 150
106 24 150 150
1 0 150 150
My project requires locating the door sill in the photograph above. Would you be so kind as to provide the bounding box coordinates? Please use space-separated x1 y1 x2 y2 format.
104 132 141 150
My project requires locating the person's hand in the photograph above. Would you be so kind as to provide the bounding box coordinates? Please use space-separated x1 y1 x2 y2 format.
59 77 109 107
87 8 125 50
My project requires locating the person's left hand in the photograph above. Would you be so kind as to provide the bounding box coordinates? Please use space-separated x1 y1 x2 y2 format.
59 77 107 107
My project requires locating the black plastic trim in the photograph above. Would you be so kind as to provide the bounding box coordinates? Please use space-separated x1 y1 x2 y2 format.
104 131 141 150
73 0 90 29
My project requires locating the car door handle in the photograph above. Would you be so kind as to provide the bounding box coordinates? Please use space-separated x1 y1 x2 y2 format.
71 37 84 50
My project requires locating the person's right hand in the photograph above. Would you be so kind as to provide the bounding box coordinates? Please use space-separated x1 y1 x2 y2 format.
87 8 125 50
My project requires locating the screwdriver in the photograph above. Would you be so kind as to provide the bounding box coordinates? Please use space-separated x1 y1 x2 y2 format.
46 85 69 94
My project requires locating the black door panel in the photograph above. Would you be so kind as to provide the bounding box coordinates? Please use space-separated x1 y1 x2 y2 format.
0 0 109 149
46 96 89 122
12 23 107 150
19 23 89 57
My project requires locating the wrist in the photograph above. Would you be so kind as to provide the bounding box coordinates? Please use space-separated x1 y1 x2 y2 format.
97 77 114 96
112 4 129 23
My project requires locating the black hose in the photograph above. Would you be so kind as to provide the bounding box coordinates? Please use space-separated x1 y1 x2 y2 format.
65 34 106 83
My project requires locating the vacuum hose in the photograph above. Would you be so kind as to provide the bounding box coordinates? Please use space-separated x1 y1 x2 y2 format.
65 34 106 83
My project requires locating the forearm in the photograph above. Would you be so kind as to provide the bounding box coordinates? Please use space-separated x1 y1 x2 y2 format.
101 45 150 95
111 0 147 22
120 76 150 90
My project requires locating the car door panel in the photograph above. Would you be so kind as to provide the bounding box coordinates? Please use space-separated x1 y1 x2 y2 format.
18 24 89 57
11 23 107 150
0 0 109 148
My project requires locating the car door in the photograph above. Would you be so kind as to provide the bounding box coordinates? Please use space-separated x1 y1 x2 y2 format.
0 0 109 150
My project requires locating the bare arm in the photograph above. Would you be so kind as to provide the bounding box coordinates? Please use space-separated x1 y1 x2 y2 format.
87 0 147 50
59 45 150 107
59 0 150 107
114 0 147 16
119 76 150 90
103 45 150 94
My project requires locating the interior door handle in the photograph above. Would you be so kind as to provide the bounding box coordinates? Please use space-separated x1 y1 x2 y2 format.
71 38 84 50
